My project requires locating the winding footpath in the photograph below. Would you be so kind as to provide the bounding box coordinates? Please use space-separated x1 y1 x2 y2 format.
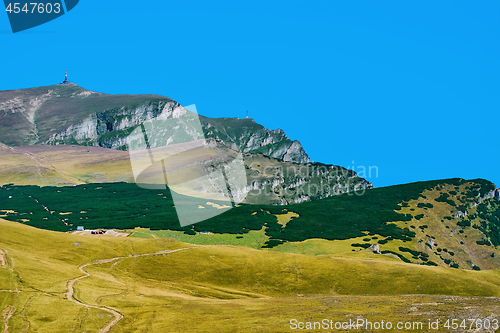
65 248 190 333
1 247 189 333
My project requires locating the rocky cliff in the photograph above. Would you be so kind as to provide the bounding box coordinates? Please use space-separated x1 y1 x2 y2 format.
0 84 310 164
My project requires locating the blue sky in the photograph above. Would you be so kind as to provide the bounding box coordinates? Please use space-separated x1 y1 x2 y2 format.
1 0 499 188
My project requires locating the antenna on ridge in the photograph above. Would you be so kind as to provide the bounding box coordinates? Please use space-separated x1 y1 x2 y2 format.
246 110 248 119
63 68 69 84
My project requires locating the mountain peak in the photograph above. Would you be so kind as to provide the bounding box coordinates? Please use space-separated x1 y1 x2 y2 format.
0 84 310 163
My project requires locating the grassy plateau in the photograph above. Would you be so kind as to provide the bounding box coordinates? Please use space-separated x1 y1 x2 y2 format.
0 177 499 332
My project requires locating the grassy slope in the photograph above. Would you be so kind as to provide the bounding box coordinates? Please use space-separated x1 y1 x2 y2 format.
1 219 500 332
0 143 359 205
0 144 133 186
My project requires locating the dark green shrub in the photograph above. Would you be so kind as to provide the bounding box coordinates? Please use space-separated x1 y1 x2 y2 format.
262 239 285 248
398 247 419 256
421 261 438 266
435 193 457 206
380 250 411 263
351 243 372 249
417 203 434 209
457 220 471 228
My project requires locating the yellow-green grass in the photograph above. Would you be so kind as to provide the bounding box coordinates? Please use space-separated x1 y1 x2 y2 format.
268 236 399 258
1 218 500 332
275 211 299 227
129 227 269 249
0 219 191 292
0 291 111 333
103 245 500 298
0 145 134 187
101 294 500 333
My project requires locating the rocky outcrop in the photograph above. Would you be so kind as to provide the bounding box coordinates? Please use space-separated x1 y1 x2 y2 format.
201 117 310 164
484 189 496 201
240 156 373 205
45 100 181 150
369 244 381 254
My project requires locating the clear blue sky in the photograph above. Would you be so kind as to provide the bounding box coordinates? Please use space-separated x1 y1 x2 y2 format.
1 1 499 188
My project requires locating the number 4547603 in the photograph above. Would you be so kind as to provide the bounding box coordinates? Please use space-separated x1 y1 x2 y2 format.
5 2 61 14
443 318 499 330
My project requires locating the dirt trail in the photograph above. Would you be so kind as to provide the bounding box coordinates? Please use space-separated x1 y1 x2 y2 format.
1 305 15 333
0 249 6 268
65 248 190 333
0 248 15 333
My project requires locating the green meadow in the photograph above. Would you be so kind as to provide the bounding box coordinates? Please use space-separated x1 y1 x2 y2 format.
1 219 500 332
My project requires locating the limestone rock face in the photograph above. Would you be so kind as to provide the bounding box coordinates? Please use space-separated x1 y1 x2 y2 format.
200 117 310 164
370 244 381 254
0 84 310 164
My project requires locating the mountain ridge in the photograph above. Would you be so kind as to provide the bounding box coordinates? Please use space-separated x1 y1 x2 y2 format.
0 83 310 164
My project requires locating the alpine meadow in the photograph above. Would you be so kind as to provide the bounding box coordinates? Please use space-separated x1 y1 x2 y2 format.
0 82 499 333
